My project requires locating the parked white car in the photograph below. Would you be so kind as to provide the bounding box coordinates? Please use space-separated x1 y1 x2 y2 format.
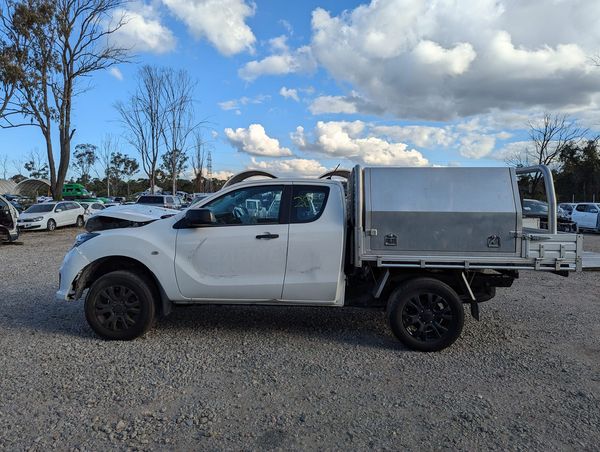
571 203 600 232
18 201 86 231
79 201 106 218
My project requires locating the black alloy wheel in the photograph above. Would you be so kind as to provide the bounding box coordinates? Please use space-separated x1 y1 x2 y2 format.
85 270 156 340
387 278 464 352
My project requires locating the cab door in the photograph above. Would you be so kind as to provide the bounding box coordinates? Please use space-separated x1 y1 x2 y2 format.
282 183 345 303
174 184 289 301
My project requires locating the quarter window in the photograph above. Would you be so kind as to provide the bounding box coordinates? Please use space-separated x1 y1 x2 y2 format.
291 186 330 223
203 185 284 225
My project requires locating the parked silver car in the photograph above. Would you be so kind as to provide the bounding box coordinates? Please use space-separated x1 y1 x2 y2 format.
136 194 182 210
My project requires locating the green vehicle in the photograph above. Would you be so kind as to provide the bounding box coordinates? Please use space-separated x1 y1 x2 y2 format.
62 184 108 204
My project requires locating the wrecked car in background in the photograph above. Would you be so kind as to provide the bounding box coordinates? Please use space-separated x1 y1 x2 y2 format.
0 194 19 243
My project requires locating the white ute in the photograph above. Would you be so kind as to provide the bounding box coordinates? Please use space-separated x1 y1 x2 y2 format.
56 165 600 351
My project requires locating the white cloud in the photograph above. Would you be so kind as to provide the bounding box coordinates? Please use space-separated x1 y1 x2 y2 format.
111 4 176 54
239 37 316 81
109 67 124 81
458 134 497 159
412 40 476 76
279 87 299 102
161 0 256 56
225 124 293 157
309 96 357 115
372 125 455 148
292 121 429 166
309 0 600 120
218 95 270 113
212 170 235 180
248 157 327 177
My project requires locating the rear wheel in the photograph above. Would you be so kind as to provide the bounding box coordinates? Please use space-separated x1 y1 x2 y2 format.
47 219 56 231
76 215 85 227
387 278 464 352
85 270 156 340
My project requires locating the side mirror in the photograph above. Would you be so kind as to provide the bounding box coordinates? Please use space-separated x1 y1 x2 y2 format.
523 206 531 212
174 208 216 229
55 208 63 212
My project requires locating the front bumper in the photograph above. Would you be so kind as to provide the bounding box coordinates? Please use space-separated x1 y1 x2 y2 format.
17 220 43 230
56 247 90 301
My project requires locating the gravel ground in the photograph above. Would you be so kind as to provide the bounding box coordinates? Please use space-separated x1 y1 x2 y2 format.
0 227 599 451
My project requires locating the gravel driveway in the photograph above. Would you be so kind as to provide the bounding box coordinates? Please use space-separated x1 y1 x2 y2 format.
0 228 599 451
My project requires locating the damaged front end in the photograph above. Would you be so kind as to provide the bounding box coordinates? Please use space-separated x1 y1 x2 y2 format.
85 205 179 232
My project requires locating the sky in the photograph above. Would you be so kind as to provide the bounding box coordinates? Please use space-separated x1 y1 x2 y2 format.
1 0 600 180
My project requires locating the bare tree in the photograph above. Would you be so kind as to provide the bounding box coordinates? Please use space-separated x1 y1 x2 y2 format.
0 0 128 198
116 66 168 193
96 135 118 196
0 154 9 179
507 113 588 196
190 132 207 193
161 69 197 195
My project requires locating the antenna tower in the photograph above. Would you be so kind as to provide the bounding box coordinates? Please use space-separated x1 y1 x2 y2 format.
206 150 213 192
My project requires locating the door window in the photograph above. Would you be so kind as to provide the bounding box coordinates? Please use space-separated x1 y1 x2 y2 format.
55 203 67 212
290 186 330 223
576 204 587 212
203 185 284 225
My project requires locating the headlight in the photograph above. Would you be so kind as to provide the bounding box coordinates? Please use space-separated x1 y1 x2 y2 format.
32 217 44 222
73 232 99 248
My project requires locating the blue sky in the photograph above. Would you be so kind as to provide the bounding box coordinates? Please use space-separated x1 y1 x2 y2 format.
1 0 600 180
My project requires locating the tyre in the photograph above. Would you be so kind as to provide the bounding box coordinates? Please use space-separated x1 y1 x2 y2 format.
47 219 56 231
76 215 85 227
85 270 156 340
387 278 464 352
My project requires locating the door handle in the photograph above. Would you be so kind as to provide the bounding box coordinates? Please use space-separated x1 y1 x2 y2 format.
256 233 279 239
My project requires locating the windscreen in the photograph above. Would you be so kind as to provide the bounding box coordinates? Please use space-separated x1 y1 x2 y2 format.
25 204 54 213
137 196 163 204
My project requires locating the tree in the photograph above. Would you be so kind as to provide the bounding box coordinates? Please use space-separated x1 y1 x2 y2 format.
0 27 20 120
24 149 49 179
161 68 196 195
97 135 117 196
506 113 588 196
0 154 9 179
159 148 188 190
555 139 600 202
116 66 168 193
110 152 138 197
0 0 128 199
190 132 206 193
72 143 96 185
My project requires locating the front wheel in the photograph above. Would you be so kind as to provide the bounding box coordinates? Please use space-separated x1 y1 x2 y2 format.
47 219 56 231
76 215 85 227
85 270 156 340
387 278 464 352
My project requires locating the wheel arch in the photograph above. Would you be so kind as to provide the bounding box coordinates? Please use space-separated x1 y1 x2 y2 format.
74 256 172 316
382 270 468 301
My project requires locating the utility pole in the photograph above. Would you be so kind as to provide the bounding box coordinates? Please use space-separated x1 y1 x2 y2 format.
206 151 213 192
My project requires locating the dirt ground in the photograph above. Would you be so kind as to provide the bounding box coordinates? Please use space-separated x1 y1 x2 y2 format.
0 227 598 451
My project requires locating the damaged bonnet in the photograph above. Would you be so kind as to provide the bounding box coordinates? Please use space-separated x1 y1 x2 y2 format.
86 205 180 232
